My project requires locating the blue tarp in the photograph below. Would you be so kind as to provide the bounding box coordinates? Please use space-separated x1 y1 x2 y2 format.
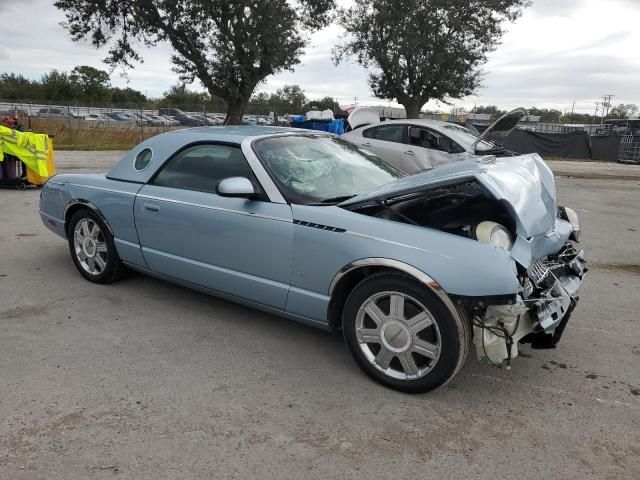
290 118 344 135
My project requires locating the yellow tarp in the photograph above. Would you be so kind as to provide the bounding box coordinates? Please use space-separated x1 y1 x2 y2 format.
0 125 55 178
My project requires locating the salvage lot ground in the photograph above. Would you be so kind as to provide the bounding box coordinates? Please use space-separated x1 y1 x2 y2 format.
1 152 639 479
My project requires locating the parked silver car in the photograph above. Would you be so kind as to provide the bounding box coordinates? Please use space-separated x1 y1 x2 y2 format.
39 126 586 393
146 114 178 126
343 109 524 174
84 113 109 122
37 107 70 119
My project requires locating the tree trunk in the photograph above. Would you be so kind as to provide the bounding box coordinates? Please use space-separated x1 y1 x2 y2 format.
224 97 249 125
402 101 426 119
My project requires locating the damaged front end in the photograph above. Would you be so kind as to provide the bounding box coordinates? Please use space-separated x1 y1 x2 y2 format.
340 153 588 368
470 243 587 367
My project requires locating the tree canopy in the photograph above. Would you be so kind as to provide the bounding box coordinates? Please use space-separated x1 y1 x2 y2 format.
527 107 563 123
335 0 531 118
54 0 335 124
159 84 213 108
70 66 111 102
250 85 340 115
0 68 148 106
303 96 339 113
111 87 149 106
473 105 504 116
608 104 639 119
268 85 308 113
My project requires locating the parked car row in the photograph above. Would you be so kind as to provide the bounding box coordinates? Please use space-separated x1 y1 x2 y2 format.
3 105 282 128
20 107 225 127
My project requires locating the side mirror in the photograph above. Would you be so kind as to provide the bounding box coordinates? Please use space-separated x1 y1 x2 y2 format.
217 177 256 198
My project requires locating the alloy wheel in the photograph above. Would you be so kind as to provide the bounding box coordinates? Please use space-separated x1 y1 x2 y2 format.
73 218 108 276
355 291 442 380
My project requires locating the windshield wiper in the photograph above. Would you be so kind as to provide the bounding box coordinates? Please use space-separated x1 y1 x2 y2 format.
318 194 357 204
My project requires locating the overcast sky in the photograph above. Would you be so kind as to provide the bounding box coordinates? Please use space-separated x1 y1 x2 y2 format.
0 0 638 113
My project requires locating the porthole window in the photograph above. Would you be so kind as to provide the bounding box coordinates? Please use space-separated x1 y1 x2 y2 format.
134 148 153 171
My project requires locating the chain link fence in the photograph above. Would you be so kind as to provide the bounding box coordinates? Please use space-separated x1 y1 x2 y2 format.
0 100 287 149
2 99 638 157
618 135 640 164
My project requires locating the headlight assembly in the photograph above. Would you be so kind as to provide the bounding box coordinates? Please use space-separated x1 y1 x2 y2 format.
475 221 513 251
559 206 581 242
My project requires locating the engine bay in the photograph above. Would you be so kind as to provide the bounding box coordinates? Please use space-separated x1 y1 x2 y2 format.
345 180 516 241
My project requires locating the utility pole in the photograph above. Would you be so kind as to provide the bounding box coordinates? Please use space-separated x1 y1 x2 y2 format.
353 96 358 107
591 101 600 126
602 94 614 123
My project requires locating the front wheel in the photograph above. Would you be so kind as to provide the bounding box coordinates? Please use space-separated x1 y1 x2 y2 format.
343 273 470 393
67 209 128 284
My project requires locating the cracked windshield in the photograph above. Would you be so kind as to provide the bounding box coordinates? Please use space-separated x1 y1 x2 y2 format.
254 135 404 204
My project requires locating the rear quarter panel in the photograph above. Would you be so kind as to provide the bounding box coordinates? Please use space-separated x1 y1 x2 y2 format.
40 173 146 267
39 179 68 238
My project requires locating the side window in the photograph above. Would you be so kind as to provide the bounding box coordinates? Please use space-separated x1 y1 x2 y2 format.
409 127 460 152
152 144 259 195
134 148 153 171
364 125 406 143
362 127 375 139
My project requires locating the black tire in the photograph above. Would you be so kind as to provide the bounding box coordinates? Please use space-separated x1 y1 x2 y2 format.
343 272 470 393
67 209 128 284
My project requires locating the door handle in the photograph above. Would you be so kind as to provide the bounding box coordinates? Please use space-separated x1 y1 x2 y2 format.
143 202 160 213
361 142 371 147
404 150 416 156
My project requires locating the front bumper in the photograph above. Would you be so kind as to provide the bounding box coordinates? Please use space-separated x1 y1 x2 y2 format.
40 210 67 239
524 245 587 348
472 243 587 364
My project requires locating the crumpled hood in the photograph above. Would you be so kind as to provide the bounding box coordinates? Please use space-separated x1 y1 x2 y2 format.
341 153 558 239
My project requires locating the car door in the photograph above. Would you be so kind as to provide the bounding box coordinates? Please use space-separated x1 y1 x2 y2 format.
407 125 467 171
134 143 294 310
357 124 409 164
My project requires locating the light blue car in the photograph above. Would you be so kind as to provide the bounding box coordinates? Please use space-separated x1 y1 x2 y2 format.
39 126 586 392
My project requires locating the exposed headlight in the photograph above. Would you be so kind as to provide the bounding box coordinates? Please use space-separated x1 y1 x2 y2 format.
475 221 513 250
560 206 581 242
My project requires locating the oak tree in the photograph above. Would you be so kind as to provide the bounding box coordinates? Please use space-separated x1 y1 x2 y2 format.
70 66 111 102
607 104 639 119
54 0 335 124
335 0 531 118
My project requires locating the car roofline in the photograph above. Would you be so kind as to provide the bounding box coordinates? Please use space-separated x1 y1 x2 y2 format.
377 118 452 128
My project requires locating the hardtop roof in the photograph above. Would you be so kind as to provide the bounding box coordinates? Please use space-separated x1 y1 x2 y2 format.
107 125 304 183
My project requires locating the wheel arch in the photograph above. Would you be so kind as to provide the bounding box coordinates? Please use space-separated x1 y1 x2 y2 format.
64 199 113 238
327 258 463 332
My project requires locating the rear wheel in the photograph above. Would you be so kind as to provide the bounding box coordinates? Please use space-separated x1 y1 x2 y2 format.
343 273 469 393
67 209 127 284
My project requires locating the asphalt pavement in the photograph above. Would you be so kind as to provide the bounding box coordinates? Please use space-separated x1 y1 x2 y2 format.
1 152 639 479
